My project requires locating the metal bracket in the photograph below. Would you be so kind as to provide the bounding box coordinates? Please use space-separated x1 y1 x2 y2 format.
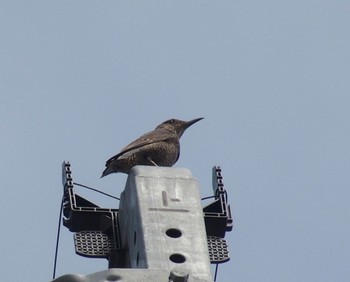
203 166 233 264
203 166 233 238
61 161 124 267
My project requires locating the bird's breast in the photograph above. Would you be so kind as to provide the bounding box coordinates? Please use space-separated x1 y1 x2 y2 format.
144 140 180 166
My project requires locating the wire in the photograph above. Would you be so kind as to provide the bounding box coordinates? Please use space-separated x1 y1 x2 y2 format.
73 182 120 200
52 195 64 280
201 195 218 201
214 263 219 282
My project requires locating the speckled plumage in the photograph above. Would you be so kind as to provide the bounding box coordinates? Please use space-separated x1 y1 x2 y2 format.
101 118 203 177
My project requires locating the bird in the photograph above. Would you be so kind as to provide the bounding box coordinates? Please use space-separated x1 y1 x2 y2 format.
101 117 203 177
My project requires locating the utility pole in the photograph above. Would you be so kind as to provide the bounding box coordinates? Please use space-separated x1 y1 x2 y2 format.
52 163 232 282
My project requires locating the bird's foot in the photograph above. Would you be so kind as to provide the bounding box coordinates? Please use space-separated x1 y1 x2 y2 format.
146 157 158 167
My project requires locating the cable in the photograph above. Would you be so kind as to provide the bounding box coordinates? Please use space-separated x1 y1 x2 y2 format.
52 195 64 280
73 182 120 200
214 263 219 282
201 195 217 201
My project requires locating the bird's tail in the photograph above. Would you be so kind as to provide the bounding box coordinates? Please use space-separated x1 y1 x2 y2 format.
101 166 113 178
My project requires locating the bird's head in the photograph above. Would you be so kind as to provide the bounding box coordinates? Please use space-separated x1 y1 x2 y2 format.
155 117 204 138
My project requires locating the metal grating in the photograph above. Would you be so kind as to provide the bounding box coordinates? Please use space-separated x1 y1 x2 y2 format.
207 236 230 264
74 231 114 258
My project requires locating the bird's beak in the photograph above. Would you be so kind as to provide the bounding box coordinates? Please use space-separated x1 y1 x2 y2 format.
185 117 204 128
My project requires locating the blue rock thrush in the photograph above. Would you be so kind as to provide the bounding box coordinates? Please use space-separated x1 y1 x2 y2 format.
101 118 203 177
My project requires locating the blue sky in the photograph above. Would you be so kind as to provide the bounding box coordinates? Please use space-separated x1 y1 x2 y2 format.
1 1 349 281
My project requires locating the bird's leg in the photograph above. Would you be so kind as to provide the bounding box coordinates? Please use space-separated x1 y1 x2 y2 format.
146 157 158 167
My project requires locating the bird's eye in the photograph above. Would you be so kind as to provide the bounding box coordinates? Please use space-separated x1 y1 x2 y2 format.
169 119 175 123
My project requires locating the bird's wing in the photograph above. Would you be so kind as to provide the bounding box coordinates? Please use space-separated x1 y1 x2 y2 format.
105 129 176 166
